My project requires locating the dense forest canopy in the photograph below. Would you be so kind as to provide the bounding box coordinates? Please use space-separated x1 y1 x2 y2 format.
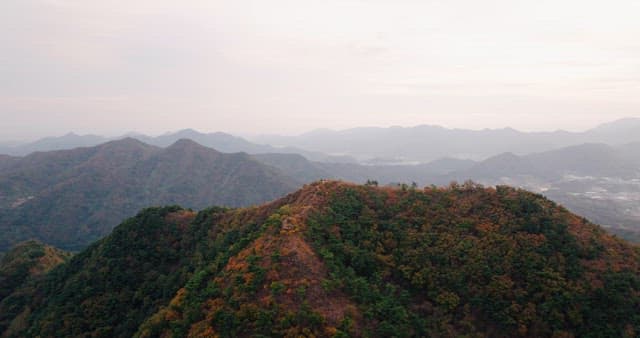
1 181 639 337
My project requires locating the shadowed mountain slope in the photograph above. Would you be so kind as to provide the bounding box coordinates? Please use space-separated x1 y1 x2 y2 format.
0 138 297 252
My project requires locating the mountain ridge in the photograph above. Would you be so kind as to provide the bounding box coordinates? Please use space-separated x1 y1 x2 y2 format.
253 117 640 162
0 130 356 163
0 138 298 252
3 118 640 163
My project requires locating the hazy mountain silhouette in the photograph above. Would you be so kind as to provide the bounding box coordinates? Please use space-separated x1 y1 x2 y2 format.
0 129 355 163
448 142 640 181
0 133 108 156
253 117 640 162
3 118 640 164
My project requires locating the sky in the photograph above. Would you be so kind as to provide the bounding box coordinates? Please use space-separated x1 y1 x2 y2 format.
1 0 640 140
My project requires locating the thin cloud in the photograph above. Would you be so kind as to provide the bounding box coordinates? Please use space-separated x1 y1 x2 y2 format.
0 0 639 139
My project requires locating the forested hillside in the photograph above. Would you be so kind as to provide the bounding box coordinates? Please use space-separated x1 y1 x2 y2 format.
0 240 71 302
445 143 640 242
0 138 297 252
2 181 638 337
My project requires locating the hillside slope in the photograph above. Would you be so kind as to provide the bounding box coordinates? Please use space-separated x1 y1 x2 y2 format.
450 143 640 181
0 138 298 252
444 143 640 242
2 181 639 337
0 241 71 301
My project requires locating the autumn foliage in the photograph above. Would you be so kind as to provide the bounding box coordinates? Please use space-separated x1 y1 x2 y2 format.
1 181 639 337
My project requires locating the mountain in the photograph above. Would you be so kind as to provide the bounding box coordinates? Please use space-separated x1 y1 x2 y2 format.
143 129 356 163
0 240 71 302
610 141 640 167
256 142 640 242
254 146 640 242
254 153 475 186
444 142 640 241
1 181 639 337
589 117 640 140
5 117 640 164
0 133 109 156
0 130 275 157
0 138 298 252
138 129 278 152
253 118 640 163
441 143 640 183
526 143 640 178
0 129 355 163
0 155 18 173
252 153 335 182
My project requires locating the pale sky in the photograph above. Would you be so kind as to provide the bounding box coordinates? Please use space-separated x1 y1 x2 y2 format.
1 0 640 140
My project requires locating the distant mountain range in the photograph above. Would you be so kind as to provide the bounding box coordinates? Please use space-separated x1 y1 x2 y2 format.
253 117 640 162
0 138 298 251
447 142 640 181
2 182 639 337
0 130 355 163
3 118 640 164
2 120 640 252
0 134 109 157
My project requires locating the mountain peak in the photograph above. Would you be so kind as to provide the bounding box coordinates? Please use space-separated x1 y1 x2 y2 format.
97 137 153 151
168 137 201 147
166 138 219 153
173 128 202 137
